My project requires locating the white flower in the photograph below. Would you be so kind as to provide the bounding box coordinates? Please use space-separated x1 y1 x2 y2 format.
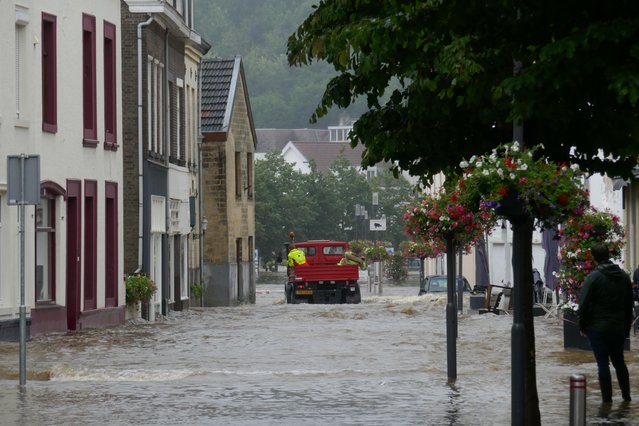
482 169 490 176
511 141 520 152
469 155 476 164
476 161 483 168
497 168 504 177
519 164 528 171
570 163 580 171
460 160 469 168
509 173 516 179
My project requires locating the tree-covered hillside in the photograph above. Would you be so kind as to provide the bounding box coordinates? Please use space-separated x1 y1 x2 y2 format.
195 0 366 129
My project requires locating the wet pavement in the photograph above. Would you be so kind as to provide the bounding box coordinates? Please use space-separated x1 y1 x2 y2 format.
0 283 637 425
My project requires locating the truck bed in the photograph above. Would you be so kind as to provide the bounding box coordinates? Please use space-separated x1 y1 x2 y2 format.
292 264 359 282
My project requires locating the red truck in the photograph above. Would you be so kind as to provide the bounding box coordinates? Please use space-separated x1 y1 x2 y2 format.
285 240 363 304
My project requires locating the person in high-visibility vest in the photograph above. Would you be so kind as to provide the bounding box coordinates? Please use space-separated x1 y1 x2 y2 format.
287 244 308 267
338 251 366 270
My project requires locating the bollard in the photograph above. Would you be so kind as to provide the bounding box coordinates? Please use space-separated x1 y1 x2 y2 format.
569 374 586 426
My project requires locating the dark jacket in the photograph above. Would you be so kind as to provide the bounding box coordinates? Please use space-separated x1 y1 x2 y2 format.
578 262 633 335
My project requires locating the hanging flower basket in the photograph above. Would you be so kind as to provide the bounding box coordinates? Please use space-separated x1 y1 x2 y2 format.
455 142 589 228
403 188 496 257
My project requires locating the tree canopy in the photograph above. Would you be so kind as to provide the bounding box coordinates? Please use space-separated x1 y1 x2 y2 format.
254 151 415 269
287 1 639 181
194 0 367 128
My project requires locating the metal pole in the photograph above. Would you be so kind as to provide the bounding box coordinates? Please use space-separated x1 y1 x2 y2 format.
457 247 463 314
569 374 586 426
446 236 457 383
19 155 26 386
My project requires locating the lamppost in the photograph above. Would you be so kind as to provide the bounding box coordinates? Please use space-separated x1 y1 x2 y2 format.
354 204 362 240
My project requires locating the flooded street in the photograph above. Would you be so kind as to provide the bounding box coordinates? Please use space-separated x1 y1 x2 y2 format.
1 283 638 425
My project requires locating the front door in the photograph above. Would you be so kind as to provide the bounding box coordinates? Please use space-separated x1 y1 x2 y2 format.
173 235 182 311
66 180 81 330
236 238 242 302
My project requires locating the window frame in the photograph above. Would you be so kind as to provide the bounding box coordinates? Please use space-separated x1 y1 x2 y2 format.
35 196 57 304
104 182 118 307
103 20 117 149
41 12 57 133
83 180 97 310
235 151 242 198
82 13 97 147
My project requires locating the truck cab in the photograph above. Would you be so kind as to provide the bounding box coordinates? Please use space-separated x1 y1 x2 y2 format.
285 240 362 304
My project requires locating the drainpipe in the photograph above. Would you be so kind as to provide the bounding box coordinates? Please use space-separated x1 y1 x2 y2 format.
163 28 171 316
197 62 204 301
137 16 154 272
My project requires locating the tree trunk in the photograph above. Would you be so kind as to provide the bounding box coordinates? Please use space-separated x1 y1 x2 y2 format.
511 215 541 425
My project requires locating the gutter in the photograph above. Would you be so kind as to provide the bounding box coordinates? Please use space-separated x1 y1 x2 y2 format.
136 16 154 272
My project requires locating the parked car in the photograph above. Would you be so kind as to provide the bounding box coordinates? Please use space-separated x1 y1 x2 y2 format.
418 275 472 295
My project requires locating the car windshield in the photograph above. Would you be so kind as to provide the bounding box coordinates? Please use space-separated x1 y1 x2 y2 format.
426 277 472 293
428 278 448 292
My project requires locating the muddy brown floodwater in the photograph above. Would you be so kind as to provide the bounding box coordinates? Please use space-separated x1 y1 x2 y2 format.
0 283 637 425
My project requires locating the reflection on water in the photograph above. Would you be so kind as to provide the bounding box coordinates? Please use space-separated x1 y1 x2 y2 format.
0 284 638 425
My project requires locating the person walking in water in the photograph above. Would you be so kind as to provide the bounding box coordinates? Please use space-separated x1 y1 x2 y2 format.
579 242 634 403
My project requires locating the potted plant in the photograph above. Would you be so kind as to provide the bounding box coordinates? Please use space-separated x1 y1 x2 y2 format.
190 283 205 307
125 273 157 320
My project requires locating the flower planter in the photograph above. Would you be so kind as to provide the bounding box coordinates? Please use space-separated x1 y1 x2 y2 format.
563 313 590 350
563 313 631 351
125 302 141 321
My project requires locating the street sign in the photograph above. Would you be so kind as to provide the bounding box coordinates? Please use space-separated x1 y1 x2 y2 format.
7 155 40 205
6 153 41 387
369 218 386 231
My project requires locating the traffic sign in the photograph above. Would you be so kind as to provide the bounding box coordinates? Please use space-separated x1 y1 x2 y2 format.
369 218 386 231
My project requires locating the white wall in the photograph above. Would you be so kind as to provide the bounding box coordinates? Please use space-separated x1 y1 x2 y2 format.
0 0 124 316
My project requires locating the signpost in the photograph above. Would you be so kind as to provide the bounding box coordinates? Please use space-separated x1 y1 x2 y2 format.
7 154 40 387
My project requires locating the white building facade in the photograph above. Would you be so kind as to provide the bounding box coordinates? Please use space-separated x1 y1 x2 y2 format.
0 1 124 338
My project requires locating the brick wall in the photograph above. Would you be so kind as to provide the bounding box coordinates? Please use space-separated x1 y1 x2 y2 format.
201 75 255 265
120 2 143 274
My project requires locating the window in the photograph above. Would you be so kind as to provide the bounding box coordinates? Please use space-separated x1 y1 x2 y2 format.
188 85 197 165
36 197 56 303
82 14 97 146
323 246 345 256
169 81 175 160
105 182 118 307
184 83 198 166
84 181 97 310
41 13 57 132
177 84 183 162
15 6 29 122
235 152 242 197
104 21 117 148
181 236 188 300
168 81 184 164
246 153 253 198
147 56 164 157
